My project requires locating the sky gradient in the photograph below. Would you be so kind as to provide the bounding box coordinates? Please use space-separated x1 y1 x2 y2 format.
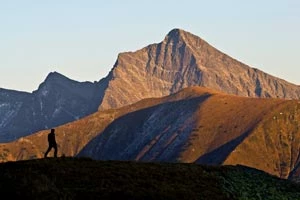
1 0 300 92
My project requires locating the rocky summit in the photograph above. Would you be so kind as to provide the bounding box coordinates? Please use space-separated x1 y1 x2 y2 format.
98 28 300 110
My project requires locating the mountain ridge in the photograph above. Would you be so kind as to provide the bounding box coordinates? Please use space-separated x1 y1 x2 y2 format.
0 71 103 142
1 86 299 182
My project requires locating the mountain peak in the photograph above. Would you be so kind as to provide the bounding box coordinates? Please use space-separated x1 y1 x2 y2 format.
34 71 74 92
166 28 184 37
45 71 68 81
164 28 187 41
163 28 206 48
43 71 82 86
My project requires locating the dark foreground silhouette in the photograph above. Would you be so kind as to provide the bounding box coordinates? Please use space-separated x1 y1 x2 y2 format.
0 157 299 200
44 128 58 158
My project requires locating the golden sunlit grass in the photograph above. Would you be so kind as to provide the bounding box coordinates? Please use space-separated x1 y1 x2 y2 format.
224 100 300 179
179 91 285 163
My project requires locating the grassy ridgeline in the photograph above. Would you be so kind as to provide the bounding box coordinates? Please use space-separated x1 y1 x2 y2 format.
0 157 299 200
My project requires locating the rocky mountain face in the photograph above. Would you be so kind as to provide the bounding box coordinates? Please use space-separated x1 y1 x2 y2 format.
0 72 105 142
0 89 31 141
99 28 300 110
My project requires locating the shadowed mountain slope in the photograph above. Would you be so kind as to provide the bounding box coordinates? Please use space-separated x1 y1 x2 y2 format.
80 87 300 180
1 86 299 182
0 72 105 142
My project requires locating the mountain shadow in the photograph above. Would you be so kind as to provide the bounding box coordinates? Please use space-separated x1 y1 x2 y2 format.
195 126 258 165
78 94 212 161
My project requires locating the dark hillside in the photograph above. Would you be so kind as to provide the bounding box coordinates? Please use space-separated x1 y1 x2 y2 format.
0 157 299 200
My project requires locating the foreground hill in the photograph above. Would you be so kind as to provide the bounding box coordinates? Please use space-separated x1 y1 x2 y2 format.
1 86 300 183
1 157 299 200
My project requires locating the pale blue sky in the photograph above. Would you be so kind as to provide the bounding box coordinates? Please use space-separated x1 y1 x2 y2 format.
1 0 299 92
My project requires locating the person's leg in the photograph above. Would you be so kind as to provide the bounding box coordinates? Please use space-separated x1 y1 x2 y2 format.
44 146 52 158
54 144 58 158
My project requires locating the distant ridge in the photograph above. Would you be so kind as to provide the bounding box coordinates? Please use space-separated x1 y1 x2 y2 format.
0 71 103 142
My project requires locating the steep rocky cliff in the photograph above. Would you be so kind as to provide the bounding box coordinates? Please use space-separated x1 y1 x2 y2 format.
99 28 300 110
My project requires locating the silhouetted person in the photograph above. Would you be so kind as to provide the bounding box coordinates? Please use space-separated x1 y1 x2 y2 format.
44 128 57 158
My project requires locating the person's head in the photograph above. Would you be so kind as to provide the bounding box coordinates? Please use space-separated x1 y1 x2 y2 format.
51 128 55 133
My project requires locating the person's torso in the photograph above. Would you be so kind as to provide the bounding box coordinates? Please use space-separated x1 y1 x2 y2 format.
48 133 56 144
